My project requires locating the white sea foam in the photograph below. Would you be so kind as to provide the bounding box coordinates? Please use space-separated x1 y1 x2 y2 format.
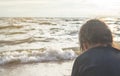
0 47 77 65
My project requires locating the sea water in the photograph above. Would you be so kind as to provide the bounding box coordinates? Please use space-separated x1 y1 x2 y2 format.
0 17 120 76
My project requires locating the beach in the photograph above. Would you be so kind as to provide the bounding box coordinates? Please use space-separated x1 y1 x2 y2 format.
0 60 74 76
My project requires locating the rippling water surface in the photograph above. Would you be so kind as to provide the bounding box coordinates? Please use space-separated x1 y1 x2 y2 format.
0 17 120 76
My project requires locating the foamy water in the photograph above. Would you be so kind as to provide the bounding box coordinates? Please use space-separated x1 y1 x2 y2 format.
0 17 120 65
0 17 120 76
0 47 77 65
0 61 74 76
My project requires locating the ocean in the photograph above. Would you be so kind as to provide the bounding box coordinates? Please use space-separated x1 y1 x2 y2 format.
0 17 120 76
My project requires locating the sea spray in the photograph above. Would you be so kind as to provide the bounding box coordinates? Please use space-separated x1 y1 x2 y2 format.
43 46 77 60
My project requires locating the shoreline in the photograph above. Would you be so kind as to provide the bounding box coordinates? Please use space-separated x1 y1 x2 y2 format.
0 60 74 76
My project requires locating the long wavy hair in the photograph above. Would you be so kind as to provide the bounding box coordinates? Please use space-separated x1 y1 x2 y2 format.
79 19 113 51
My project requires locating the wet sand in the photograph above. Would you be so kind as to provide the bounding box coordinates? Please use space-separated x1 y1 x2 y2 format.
0 60 74 76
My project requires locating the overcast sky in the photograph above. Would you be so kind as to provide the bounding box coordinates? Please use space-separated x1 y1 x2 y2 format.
0 0 120 17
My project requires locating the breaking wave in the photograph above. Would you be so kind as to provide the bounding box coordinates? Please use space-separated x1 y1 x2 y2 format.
0 47 77 65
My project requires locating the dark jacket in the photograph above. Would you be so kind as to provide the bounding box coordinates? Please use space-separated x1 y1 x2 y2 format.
71 46 120 76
